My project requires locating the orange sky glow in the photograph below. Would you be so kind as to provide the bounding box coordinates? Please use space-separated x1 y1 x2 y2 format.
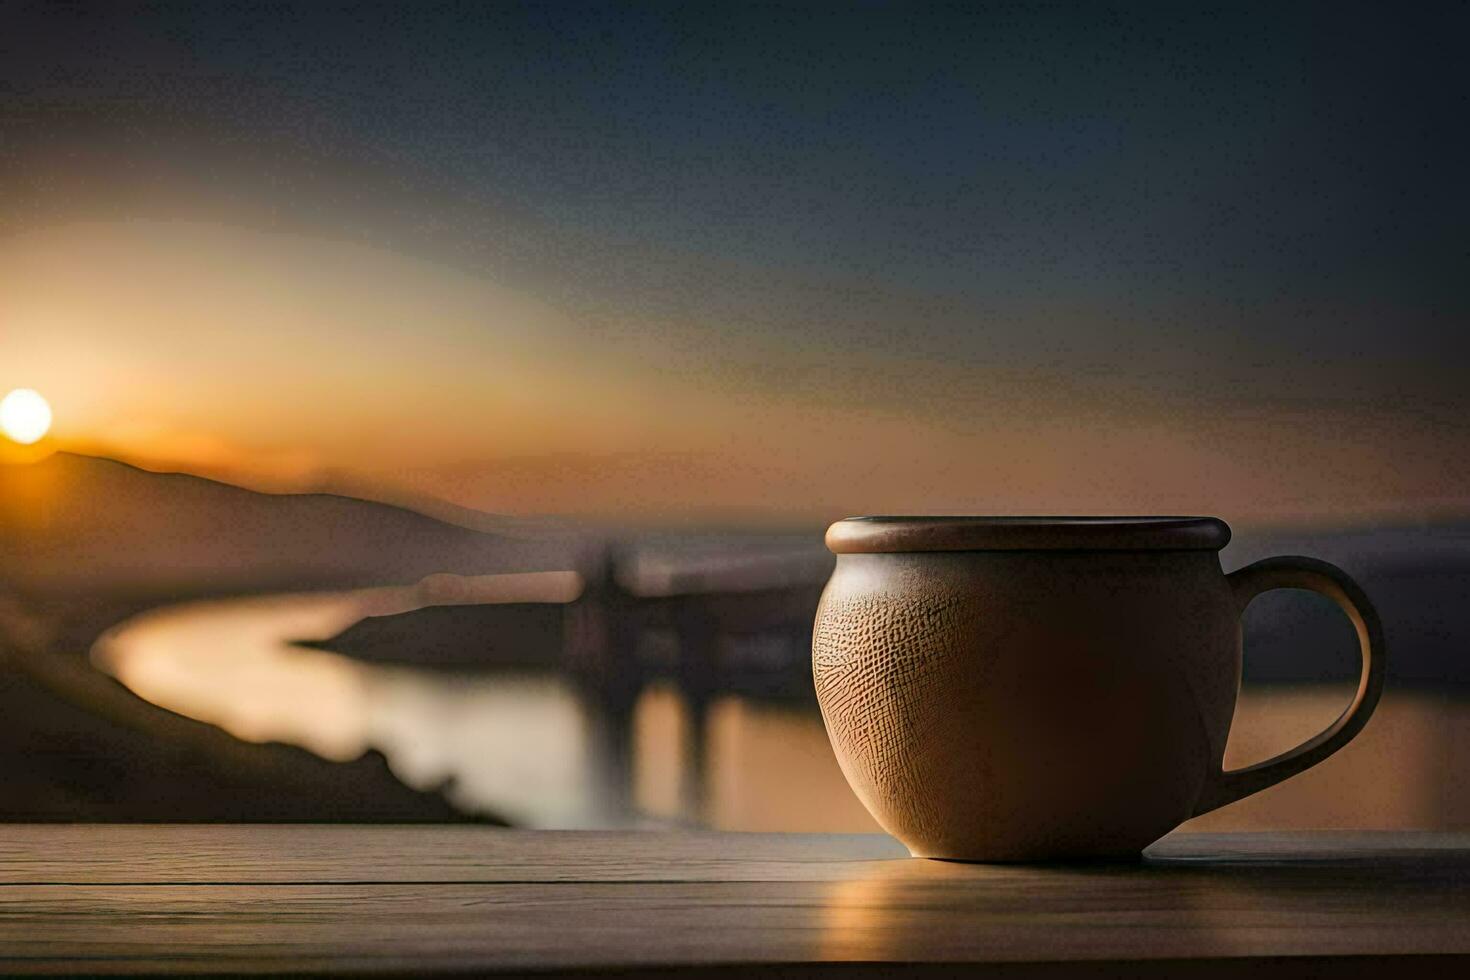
3 220 1466 526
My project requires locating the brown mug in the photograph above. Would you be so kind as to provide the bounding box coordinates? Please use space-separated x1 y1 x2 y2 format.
812 516 1385 861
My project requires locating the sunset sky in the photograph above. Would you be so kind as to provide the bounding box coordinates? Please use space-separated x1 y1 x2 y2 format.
2 2 1466 523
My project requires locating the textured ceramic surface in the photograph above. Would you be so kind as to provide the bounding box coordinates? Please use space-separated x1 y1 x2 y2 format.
813 516 1386 861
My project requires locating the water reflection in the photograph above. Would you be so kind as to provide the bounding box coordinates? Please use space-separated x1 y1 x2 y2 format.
91 578 874 829
92 581 1470 831
366 670 603 825
90 575 621 826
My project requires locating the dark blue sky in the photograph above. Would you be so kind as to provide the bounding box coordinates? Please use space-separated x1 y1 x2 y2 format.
2 1 1466 518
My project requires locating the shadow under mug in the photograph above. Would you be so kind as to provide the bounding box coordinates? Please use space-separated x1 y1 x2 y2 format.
812 516 1386 861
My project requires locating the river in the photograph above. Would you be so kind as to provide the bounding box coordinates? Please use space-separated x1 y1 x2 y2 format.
91 581 1470 831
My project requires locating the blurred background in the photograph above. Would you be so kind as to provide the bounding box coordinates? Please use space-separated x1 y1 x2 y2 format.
0 1 1465 832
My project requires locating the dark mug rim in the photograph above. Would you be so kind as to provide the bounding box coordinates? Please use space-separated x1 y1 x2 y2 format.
826 515 1230 554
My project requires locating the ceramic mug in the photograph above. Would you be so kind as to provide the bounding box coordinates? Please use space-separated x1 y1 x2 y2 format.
812 516 1385 861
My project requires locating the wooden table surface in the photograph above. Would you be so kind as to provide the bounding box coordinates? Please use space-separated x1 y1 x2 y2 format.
1 827 1467 976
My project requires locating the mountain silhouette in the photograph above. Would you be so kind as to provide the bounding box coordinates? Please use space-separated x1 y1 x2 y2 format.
0 452 582 597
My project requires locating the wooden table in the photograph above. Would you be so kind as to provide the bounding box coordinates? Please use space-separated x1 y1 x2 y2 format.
1 827 1466 976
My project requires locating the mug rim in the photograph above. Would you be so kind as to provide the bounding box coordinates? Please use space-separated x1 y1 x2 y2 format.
826 515 1231 554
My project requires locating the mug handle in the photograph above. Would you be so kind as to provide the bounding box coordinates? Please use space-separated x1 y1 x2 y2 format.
1191 556 1387 817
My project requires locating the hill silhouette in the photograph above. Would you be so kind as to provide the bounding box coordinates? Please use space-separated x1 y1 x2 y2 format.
3 453 1466 683
0 452 582 597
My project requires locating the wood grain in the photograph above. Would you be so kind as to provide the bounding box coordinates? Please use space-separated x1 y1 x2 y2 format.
0 828 1466 975
0 826 907 883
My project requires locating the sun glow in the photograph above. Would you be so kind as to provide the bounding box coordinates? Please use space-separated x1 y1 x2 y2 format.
0 388 53 445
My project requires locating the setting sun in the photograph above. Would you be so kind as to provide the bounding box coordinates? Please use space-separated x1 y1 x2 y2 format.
0 388 53 445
